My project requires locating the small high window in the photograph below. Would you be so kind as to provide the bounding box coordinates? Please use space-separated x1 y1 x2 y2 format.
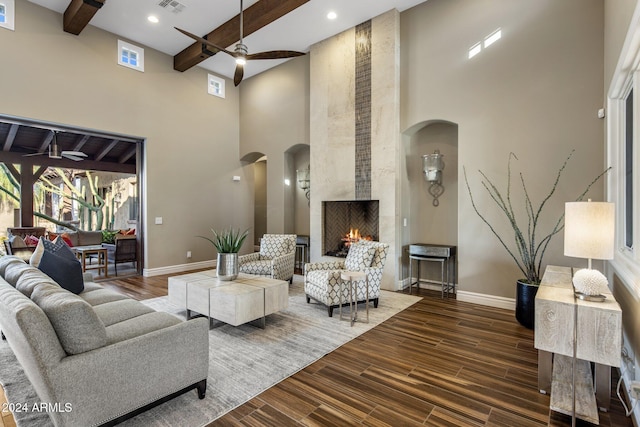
208 74 225 98
0 0 14 31
117 40 144 72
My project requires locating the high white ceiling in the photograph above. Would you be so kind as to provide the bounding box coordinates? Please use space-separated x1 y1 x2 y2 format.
28 0 428 81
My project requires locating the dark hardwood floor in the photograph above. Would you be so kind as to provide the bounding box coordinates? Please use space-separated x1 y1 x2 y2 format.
1 272 634 427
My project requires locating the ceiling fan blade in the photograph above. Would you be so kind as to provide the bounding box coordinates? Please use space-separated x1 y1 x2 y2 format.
246 50 306 60
62 153 84 161
174 27 236 58
234 63 244 87
61 151 87 158
23 152 46 157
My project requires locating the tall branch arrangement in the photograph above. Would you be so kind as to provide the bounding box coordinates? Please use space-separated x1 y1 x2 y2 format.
463 150 610 285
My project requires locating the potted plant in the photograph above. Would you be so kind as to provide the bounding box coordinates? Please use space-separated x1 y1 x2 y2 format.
198 228 249 281
463 150 609 329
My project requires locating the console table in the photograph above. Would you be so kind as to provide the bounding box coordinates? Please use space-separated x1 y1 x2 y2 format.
535 265 621 424
407 244 456 298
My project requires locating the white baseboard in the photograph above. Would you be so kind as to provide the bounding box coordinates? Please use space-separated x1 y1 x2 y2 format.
456 291 515 310
143 260 215 277
399 277 516 311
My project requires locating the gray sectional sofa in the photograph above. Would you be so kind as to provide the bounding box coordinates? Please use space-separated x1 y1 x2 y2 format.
0 255 209 427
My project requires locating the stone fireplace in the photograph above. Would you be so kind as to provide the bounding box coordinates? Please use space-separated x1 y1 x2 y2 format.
323 200 379 256
310 9 400 290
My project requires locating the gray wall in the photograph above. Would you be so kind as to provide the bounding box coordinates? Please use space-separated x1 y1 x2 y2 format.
239 56 310 237
0 1 251 270
401 0 606 300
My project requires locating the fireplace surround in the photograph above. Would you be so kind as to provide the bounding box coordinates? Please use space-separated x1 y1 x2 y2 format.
323 200 379 257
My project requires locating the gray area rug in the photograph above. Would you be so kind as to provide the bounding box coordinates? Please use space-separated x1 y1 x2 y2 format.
0 280 420 426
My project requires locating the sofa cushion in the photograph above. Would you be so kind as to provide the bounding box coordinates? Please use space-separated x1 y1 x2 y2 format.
105 311 181 345
78 230 103 246
15 268 59 298
3 261 36 287
0 256 27 277
42 237 77 261
80 288 129 306
92 299 155 327
344 243 376 271
31 283 107 355
38 250 84 294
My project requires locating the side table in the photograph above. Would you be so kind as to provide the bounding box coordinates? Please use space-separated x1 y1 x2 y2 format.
74 245 109 278
340 271 369 326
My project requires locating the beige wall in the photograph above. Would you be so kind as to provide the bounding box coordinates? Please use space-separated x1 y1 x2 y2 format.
239 56 310 238
0 1 250 270
401 0 605 300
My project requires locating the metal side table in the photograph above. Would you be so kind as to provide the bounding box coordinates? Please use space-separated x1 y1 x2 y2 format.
407 244 456 298
339 271 369 326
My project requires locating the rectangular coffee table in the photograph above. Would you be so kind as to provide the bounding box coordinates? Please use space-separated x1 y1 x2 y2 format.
168 271 288 328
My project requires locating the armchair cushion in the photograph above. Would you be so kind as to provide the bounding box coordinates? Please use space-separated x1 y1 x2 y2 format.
344 243 375 271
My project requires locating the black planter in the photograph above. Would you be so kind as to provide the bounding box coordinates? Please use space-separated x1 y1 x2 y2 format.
515 280 539 329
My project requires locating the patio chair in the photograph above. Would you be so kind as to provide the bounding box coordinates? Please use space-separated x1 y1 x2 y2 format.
103 235 137 276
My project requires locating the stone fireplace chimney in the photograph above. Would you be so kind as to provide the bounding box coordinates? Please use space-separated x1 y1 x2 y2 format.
309 9 400 290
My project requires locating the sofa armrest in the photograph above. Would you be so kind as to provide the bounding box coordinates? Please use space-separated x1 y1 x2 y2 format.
46 317 209 427
238 252 260 263
304 260 344 275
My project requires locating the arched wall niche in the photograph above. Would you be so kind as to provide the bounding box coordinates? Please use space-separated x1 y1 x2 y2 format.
285 144 310 237
400 119 459 288
241 151 267 246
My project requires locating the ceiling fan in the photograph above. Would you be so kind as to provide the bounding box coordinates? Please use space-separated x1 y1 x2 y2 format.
175 0 306 86
24 131 88 162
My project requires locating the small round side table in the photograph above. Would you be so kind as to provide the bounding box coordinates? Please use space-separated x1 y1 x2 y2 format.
340 271 369 326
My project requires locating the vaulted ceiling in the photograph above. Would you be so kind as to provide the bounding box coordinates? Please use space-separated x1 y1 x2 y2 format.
28 0 428 82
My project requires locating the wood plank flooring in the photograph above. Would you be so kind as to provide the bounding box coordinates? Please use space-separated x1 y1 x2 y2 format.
0 273 634 427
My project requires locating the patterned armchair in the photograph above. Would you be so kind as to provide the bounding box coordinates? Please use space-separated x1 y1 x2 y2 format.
304 240 390 317
238 234 297 283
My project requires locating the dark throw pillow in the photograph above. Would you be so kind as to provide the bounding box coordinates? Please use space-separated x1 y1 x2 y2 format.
42 237 77 261
38 250 84 294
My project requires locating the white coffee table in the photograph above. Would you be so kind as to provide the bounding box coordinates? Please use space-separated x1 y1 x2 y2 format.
168 271 288 328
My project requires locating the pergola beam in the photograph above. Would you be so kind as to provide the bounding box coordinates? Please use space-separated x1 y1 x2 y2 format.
64 0 106 35
173 0 309 72
2 124 18 151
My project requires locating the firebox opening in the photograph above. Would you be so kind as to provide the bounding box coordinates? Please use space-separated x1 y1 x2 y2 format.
323 200 379 257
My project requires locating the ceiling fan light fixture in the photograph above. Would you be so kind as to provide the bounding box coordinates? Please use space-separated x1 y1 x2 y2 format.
235 56 247 65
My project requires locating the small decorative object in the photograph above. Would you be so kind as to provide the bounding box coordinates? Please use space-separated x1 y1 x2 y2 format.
296 166 310 205
564 200 615 302
198 228 249 281
464 150 610 328
572 268 608 298
423 150 445 206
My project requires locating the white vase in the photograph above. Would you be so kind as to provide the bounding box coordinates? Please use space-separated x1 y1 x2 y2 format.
217 253 238 281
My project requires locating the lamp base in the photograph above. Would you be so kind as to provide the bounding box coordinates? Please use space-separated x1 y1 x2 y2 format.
574 291 606 302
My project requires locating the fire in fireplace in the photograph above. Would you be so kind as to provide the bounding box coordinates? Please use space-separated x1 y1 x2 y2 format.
323 200 379 257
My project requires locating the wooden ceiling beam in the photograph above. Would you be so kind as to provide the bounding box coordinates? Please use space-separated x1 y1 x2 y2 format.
174 0 309 72
0 151 135 174
64 0 106 35
118 146 137 164
73 134 90 152
95 139 119 161
2 124 19 151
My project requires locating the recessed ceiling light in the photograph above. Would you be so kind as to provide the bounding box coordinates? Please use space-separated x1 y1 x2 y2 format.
147 15 159 23
327 11 337 20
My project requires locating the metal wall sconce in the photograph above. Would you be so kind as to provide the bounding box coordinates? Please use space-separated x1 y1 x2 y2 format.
423 150 445 206
296 166 310 206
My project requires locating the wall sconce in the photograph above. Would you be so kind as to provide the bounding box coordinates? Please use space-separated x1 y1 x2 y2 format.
296 166 310 206
422 150 445 206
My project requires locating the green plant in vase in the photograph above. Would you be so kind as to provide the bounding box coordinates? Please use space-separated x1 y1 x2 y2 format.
198 228 249 281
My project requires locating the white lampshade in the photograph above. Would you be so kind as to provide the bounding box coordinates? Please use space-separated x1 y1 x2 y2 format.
564 201 615 260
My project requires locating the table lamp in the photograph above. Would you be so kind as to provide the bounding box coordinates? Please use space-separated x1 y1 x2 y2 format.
564 200 615 301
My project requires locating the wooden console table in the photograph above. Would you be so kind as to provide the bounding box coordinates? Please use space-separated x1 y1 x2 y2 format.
535 265 621 424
